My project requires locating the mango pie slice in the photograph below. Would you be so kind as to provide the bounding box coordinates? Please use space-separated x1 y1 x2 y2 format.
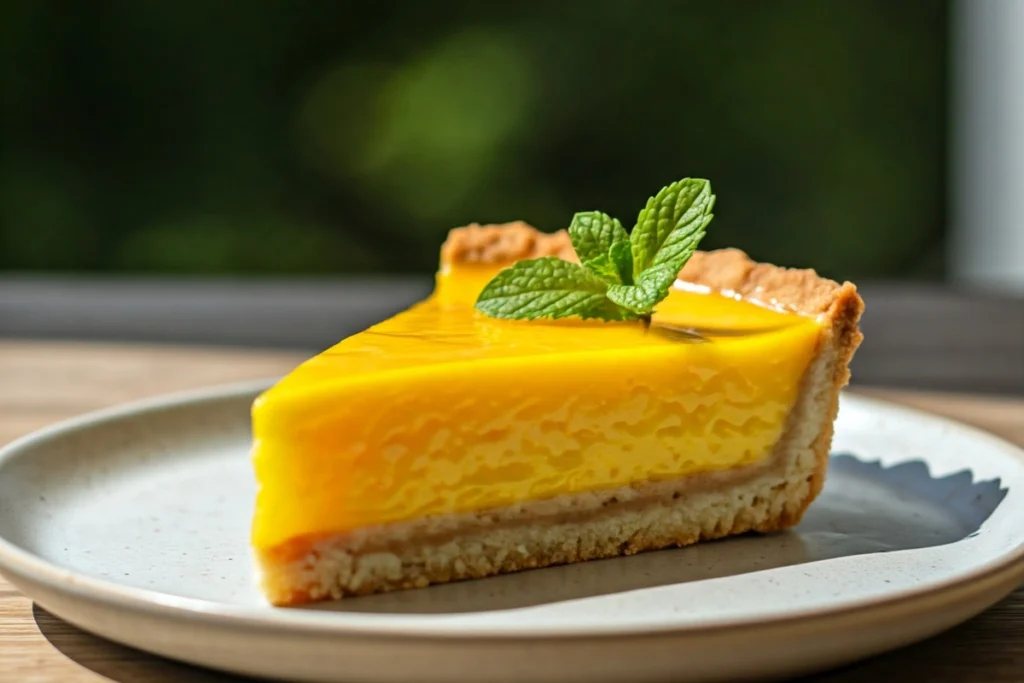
250 217 863 606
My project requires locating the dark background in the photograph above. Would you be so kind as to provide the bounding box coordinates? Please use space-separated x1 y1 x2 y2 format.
7 0 1020 396
1 0 948 283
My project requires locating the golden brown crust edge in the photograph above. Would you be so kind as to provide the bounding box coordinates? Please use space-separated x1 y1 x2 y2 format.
439 222 578 265
440 222 864 322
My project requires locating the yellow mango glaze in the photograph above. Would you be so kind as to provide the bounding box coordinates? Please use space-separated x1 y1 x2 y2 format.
251 262 823 553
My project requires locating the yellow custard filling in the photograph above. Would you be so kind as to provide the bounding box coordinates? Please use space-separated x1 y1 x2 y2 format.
251 263 822 552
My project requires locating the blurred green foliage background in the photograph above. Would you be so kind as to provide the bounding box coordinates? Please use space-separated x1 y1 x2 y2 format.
1 0 947 281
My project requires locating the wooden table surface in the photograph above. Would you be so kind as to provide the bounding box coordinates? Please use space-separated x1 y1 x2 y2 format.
0 340 1022 683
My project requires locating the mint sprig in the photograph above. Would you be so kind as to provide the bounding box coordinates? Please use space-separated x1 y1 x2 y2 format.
473 256 636 321
475 178 715 322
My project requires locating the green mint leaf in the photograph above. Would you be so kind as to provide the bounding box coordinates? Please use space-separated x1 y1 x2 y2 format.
582 253 622 284
583 240 634 286
651 211 713 271
608 241 634 286
630 178 715 277
636 261 684 306
568 211 628 264
474 176 715 323
605 262 680 314
475 256 635 321
604 285 651 315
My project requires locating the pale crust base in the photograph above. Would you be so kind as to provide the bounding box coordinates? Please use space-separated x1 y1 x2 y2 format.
255 224 864 606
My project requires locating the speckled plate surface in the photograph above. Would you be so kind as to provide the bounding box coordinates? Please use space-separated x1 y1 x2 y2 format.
0 382 1022 683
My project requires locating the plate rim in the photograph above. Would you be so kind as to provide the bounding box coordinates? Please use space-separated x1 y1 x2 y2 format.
1 379 1023 640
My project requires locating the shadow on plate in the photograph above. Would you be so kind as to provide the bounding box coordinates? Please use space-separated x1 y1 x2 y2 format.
31 454 1008 683
305 454 1007 615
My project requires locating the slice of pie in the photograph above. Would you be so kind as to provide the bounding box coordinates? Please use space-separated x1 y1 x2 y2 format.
250 222 863 606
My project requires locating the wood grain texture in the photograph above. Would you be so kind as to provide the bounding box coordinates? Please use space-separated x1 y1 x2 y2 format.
0 340 1021 683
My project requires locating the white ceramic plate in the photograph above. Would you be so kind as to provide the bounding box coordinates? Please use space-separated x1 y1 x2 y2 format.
0 382 1022 683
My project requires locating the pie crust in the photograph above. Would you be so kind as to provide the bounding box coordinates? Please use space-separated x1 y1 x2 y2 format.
255 223 865 605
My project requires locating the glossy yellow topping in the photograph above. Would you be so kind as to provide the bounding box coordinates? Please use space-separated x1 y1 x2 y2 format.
251 262 822 552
